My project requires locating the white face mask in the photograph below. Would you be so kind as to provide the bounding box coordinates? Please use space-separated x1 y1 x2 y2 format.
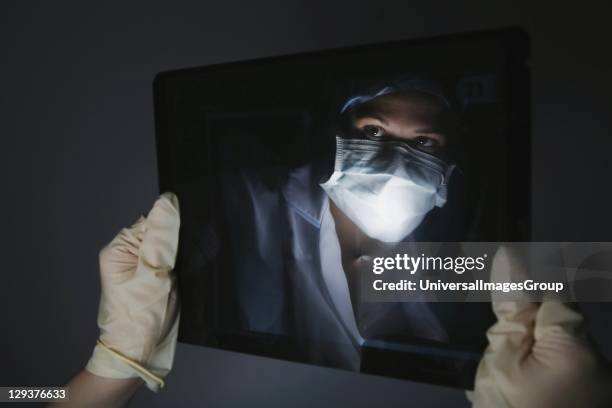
320 136 454 242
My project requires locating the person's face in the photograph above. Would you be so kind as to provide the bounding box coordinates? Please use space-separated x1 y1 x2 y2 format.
347 91 452 157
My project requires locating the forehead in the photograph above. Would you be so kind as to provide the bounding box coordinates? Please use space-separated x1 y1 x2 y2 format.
353 91 448 123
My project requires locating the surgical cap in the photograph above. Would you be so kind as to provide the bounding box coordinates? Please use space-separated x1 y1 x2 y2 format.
340 77 452 114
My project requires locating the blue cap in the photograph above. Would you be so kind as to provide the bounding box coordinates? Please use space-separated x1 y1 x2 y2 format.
340 77 451 114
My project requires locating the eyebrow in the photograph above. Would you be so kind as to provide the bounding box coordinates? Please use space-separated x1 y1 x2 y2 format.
414 128 443 134
356 113 389 126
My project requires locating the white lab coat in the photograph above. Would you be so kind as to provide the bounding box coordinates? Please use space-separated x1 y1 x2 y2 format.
227 163 448 370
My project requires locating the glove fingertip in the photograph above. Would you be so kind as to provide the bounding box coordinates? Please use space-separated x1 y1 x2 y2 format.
534 301 586 339
157 192 180 216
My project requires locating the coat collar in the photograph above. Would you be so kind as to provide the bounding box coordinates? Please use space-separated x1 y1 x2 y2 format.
281 162 331 228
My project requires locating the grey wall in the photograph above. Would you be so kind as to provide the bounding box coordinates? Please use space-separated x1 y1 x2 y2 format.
3 1 612 407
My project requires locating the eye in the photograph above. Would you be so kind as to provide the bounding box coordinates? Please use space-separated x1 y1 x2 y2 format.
361 125 385 139
414 136 438 149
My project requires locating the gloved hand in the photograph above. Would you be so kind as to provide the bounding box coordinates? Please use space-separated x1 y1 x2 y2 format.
471 246 612 408
85 193 181 392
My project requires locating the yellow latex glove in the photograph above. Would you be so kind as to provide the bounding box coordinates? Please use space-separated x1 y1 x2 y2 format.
471 246 612 407
85 193 180 392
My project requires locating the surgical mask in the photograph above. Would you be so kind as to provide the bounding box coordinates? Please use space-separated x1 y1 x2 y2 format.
320 136 454 242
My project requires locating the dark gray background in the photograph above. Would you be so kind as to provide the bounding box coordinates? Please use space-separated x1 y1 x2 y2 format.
3 1 612 407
